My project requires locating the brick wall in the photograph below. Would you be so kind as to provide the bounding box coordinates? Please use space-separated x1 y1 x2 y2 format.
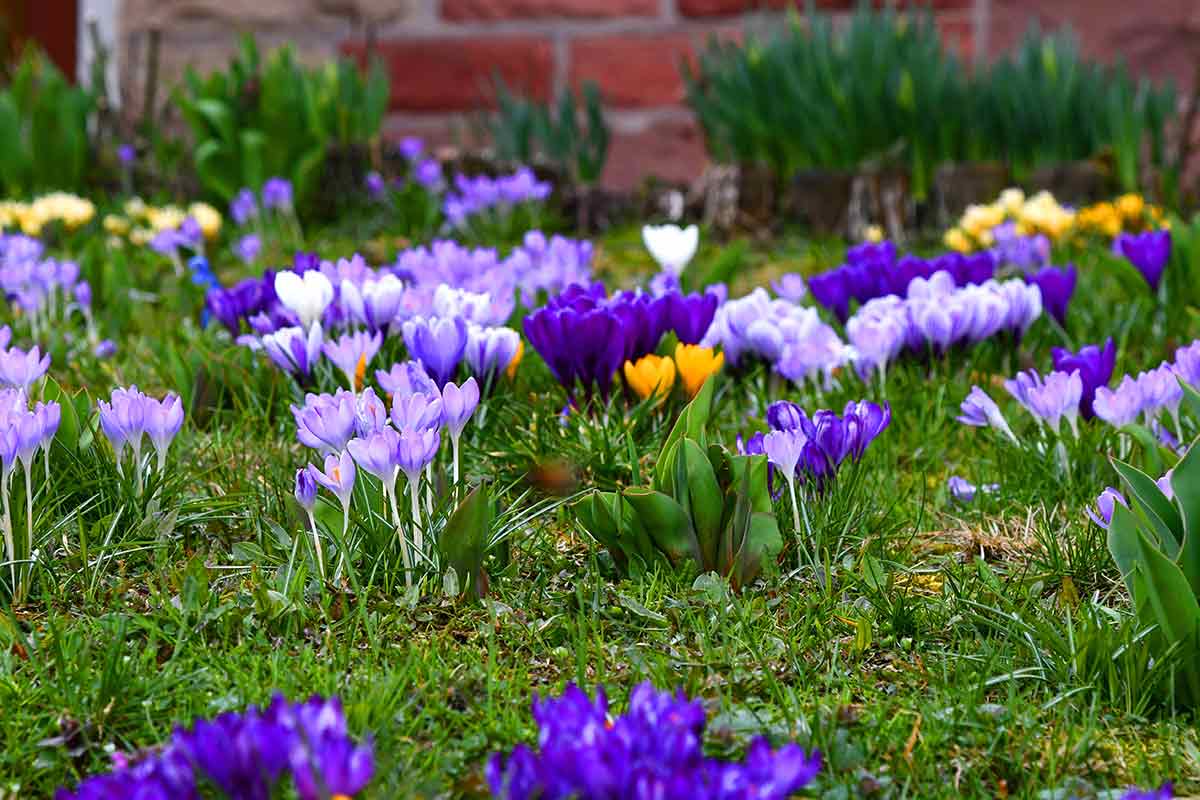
118 0 1195 191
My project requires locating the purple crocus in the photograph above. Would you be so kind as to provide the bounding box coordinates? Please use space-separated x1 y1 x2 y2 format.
1093 376 1145 428
376 360 438 398
354 387 389 437
947 475 999 504
1013 370 1083 436
402 316 469 387
0 345 50 390
365 171 386 199
464 325 520 383
234 233 262 265
764 427 808 531
1087 486 1127 528
117 143 136 165
1052 338 1115 420
341 275 405 333
665 290 719 345
441 377 479 485
767 400 807 432
295 467 317 511
1116 230 1171 292
309 451 356 519
144 392 184 472
347 427 402 496
261 324 324 380
413 159 442 190
292 390 357 454
1025 265 1077 325
399 137 424 162
1118 784 1173 800
262 177 294 211
390 391 443 431
323 330 383 392
1173 340 1200 389
771 273 807 302
231 188 259 226
843 400 891 461
958 386 1018 444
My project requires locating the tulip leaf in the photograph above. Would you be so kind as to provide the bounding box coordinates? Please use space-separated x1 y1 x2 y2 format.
731 512 782 591
437 484 493 599
1113 459 1182 558
622 488 702 571
679 439 723 572
573 491 626 571
1179 377 1200 423
655 376 715 493
1168 440 1200 598
1109 502 1200 646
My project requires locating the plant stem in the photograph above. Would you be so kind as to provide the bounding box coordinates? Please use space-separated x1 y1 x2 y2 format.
388 485 413 588
786 478 801 537
307 509 324 581
22 463 32 602
1 477 13 596
410 479 424 564
452 435 460 487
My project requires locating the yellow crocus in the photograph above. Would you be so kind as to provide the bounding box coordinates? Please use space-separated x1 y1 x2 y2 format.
943 227 971 253
103 214 130 236
863 224 883 243
624 354 676 404
674 344 723 399
1115 193 1144 221
188 202 223 239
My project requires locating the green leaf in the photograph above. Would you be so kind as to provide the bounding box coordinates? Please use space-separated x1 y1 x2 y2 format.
1113 459 1182 558
622 488 702 571
654 376 714 493
678 439 723 572
41 379 81 453
1109 503 1200 646
437 484 493 599
1168 440 1200 598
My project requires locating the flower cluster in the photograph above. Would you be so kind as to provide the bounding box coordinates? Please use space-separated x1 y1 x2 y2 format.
526 284 718 400
944 188 1075 250
56 694 373 800
0 235 90 337
1074 193 1165 238
989 221 1051 270
848 272 1042 381
487 682 821 800
101 197 221 247
702 288 852 390
0 192 96 236
808 240 996 321
1090 338 1200 437
293 369 479 582
97 386 184 494
624 343 725 405
443 167 552 228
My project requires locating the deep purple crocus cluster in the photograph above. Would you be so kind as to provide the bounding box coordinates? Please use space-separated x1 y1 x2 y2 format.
808 240 996 322
56 694 373 800
701 288 851 389
487 682 821 800
745 399 890 497
848 272 1042 381
443 167 552 228
524 283 717 400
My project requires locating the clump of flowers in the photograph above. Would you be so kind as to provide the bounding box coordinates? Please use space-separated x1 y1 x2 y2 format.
808 240 996 322
487 682 821 800
944 188 1076 252
443 167 551 230
55 694 373 800
0 192 96 236
97 386 185 496
101 196 221 247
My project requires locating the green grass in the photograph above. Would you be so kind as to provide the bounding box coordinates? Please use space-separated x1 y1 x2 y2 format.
0 216 1198 798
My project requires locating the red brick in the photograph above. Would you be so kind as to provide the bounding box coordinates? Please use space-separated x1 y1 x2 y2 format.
678 0 971 16
937 17 973 60
569 33 702 108
602 117 707 190
443 0 658 21
342 38 553 112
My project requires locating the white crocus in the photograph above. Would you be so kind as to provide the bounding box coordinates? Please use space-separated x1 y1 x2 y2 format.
642 224 699 277
274 270 334 330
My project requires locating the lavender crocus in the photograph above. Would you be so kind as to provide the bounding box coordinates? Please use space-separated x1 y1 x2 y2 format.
234 233 262 265
947 475 999 504
390 391 443 431
309 450 357 549
377 360 438 398
402 316 469 387
1087 486 1127 529
1093 376 1145 428
261 324 324 380
231 188 259 226
440 377 479 485
396 426 441 560
1116 230 1171 292
354 387 389 437
1023 370 1084 436
295 467 322 576
1051 338 1115 420
771 273 808 302
98 386 148 488
144 393 184 473
958 386 1018 444
347 428 402 498
464 325 520 383
292 390 357 454
341 275 405 333
262 177 294 211
323 330 383 392
764 428 808 534
0 345 50 390
767 400 807 432
1025 265 1077 326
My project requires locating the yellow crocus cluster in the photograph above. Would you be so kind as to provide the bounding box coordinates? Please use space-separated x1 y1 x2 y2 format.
106 197 223 245
1074 193 1165 238
623 344 725 405
1015 190 1075 239
0 192 96 235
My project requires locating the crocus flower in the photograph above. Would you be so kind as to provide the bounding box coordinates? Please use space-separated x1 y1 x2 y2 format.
117 143 136 165
293 390 357 454
1025 265 1077 325
441 377 480 484
365 171 386 199
764 428 808 532
402 316 469 387
623 355 676 405
274 270 333 330
767 400 807 432
347 428 402 495
144 393 184 472
396 426 441 557
98 386 146 466
1116 230 1171 292
340 275 405 333
464 325 521 383
1023 370 1084 436
642 224 699 277
0 345 50 390
354 388 389 437
295 468 317 512
1118 784 1173 800
771 273 807 302
957 386 1018 444
1173 340 1200 389
390 391 443 431
231 188 259 226
261 324 324 380
947 475 998 504
413 159 442 190
665 290 719 345
1087 486 1127 528
262 177 294 211
376 360 438 398
399 137 423 161
309 451 356 516
843 400 891 460
323 330 383 392
1093 376 1145 428
673 344 723 399
1051 338 1115 419
234 233 262 265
